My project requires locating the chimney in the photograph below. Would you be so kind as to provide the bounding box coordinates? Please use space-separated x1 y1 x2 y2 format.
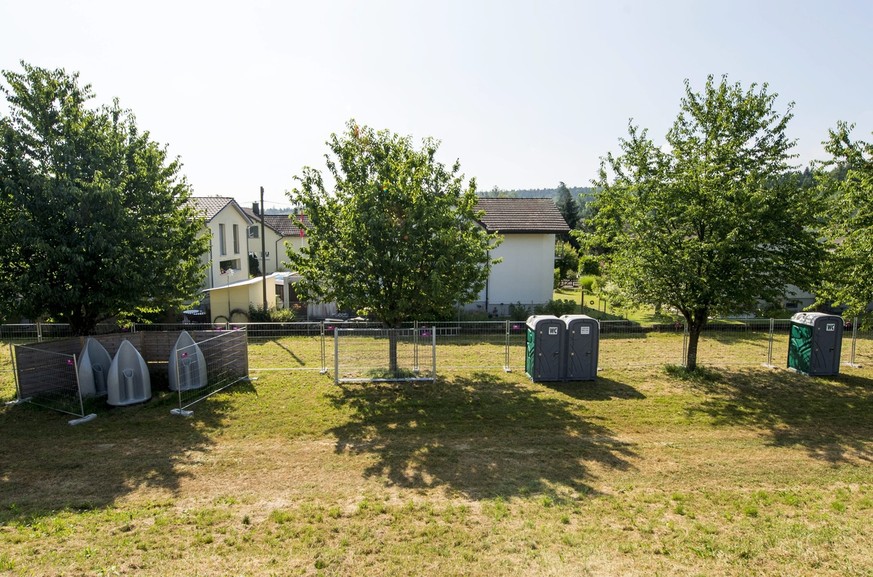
252 202 260 216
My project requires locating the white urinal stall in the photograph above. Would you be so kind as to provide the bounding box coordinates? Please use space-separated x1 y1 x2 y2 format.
77 338 112 397
168 330 208 391
106 340 152 406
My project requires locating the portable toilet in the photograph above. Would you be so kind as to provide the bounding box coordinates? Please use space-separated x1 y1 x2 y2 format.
525 315 565 381
787 312 843 376
561 315 600 381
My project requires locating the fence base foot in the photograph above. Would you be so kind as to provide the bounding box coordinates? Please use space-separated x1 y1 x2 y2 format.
68 413 97 426
761 363 777 369
171 408 194 417
843 362 863 368
504 367 512 373
6 397 31 406
319 369 328 374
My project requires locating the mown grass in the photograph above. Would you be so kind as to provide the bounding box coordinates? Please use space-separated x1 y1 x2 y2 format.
1 338 872 576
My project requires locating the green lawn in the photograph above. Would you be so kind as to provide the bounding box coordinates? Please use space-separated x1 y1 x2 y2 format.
552 286 673 324
1 340 872 576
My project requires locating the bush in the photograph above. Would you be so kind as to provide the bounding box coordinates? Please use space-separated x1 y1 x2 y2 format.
248 305 296 322
578 275 596 292
509 302 532 321
534 299 577 316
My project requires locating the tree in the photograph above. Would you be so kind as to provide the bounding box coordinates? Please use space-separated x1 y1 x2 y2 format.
0 63 207 334
814 122 873 317
554 240 579 285
554 181 579 233
588 75 824 370
288 120 499 371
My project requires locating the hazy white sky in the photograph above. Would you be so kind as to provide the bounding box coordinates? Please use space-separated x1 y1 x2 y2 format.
2 0 871 208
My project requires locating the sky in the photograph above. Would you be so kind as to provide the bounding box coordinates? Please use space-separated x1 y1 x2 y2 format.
2 0 872 209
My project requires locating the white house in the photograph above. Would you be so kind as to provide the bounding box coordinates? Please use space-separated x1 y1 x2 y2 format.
242 204 309 276
189 196 277 322
470 198 570 316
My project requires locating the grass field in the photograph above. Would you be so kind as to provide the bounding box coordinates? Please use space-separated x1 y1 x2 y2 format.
1 339 872 576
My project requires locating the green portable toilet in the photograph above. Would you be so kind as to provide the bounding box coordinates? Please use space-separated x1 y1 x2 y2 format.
561 314 600 381
787 312 843 376
525 315 565 382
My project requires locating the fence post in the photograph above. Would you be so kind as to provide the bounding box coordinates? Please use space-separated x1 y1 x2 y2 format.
333 327 339 385
504 320 512 373
320 322 328 374
414 320 419 372
681 323 688 367
432 326 437 379
850 316 859 367
763 317 775 368
36 321 43 343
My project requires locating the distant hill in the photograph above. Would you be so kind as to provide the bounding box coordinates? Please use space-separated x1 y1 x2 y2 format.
478 186 595 204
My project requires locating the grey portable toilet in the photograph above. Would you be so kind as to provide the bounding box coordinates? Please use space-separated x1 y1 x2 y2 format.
787 312 843 376
525 315 565 382
561 315 600 381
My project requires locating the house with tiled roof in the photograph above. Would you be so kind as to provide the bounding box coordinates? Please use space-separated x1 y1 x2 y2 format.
189 197 277 321
472 198 570 315
241 204 310 276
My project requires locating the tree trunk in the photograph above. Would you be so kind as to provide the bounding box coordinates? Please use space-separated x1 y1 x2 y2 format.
388 330 399 374
683 310 707 371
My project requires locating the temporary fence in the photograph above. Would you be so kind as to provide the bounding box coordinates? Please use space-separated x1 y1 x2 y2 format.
171 328 250 416
1 318 870 393
8 343 93 424
334 326 436 384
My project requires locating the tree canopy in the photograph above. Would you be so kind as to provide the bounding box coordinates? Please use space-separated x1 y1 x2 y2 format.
814 122 873 317
287 120 499 335
587 75 824 370
0 63 207 334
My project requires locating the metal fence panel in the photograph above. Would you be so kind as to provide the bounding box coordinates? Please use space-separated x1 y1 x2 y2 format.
11 344 84 418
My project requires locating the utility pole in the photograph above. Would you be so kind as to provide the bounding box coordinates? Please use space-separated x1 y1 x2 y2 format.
260 186 267 310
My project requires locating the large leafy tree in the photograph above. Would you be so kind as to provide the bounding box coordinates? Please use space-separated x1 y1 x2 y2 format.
0 63 207 334
288 120 498 370
588 76 824 370
814 122 873 317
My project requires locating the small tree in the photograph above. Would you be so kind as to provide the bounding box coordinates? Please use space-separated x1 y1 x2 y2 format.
814 122 873 317
554 241 579 285
588 76 824 370
0 63 207 334
288 120 499 371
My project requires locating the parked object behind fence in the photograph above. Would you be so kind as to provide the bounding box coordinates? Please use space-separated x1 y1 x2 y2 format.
106 340 152 406
77 337 112 397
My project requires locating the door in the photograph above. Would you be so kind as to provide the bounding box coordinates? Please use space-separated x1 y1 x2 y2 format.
812 319 841 375
567 321 596 380
536 322 563 380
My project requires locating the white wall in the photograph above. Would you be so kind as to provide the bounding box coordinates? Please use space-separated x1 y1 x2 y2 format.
473 233 556 310
203 204 251 289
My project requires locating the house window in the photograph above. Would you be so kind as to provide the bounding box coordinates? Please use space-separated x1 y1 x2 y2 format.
219 224 227 256
233 224 240 254
219 259 241 274
249 225 259 239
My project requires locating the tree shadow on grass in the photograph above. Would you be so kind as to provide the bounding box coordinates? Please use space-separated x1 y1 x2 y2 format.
0 380 256 524
681 367 873 463
327 372 637 500
545 376 646 401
